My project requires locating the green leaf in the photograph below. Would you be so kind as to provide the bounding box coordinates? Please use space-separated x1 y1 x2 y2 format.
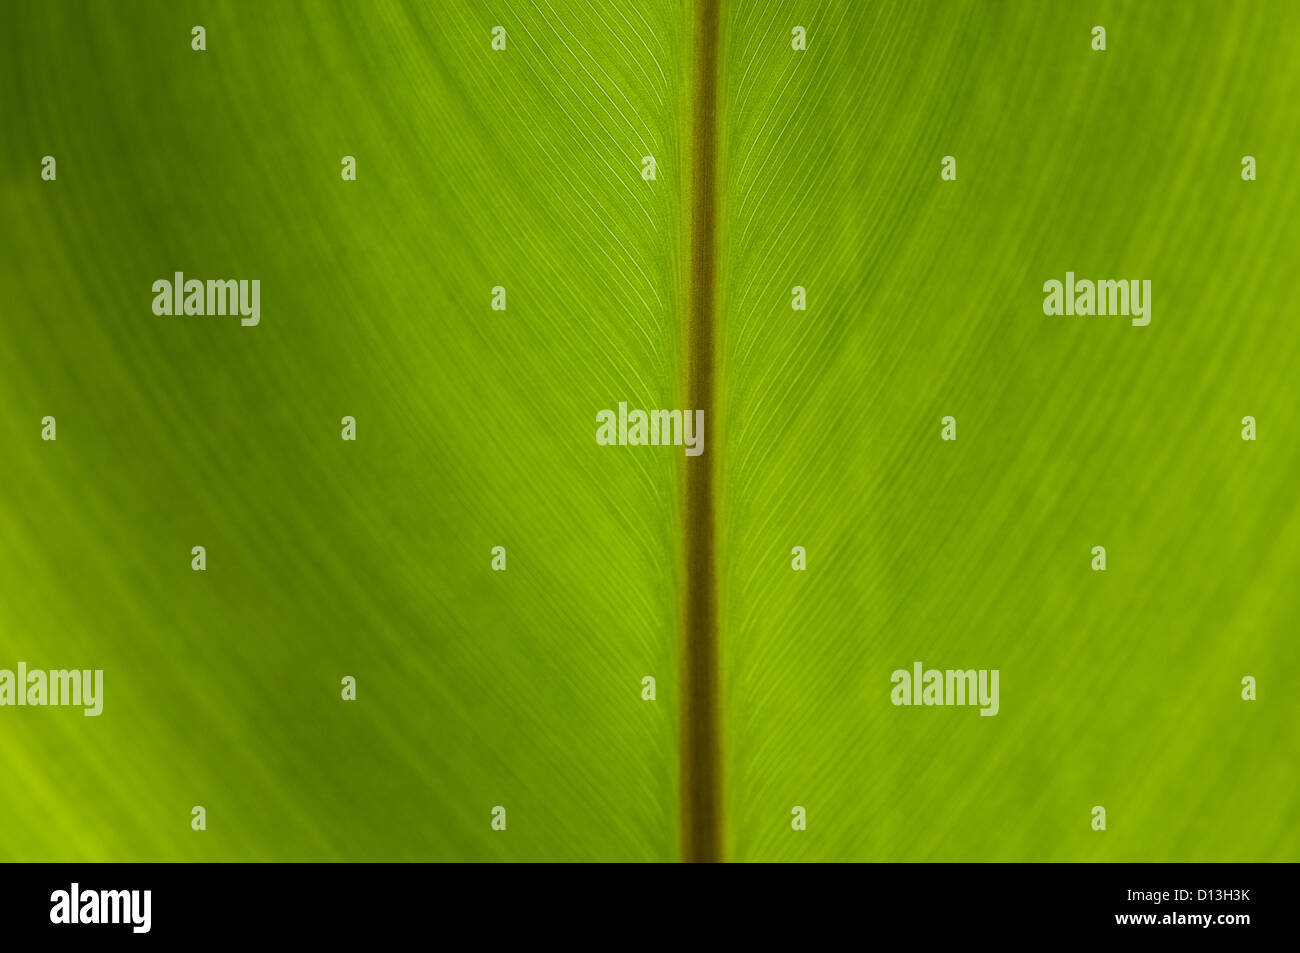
1 0 1297 863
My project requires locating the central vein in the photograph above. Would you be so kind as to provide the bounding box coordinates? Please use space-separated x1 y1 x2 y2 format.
680 0 722 864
